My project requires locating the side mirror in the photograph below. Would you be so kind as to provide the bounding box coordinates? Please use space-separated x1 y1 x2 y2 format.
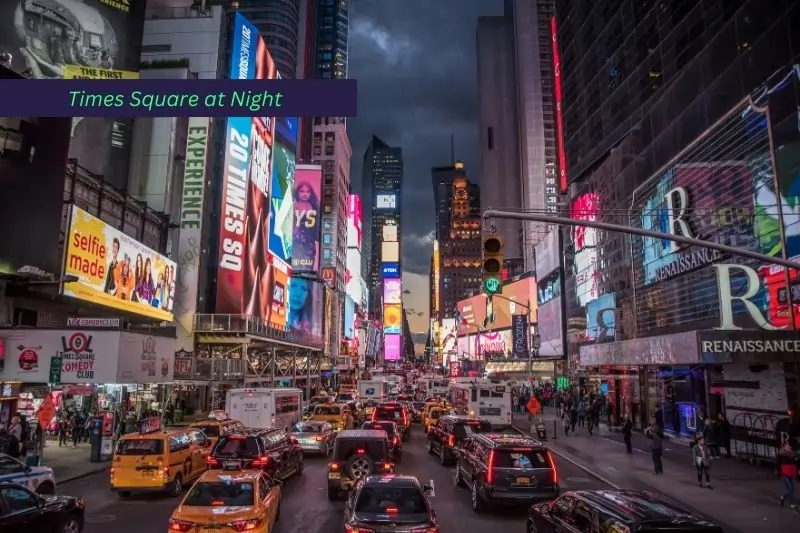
422 484 434 495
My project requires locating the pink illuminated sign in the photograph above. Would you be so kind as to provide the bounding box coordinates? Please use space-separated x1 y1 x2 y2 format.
347 195 363 250
384 333 402 361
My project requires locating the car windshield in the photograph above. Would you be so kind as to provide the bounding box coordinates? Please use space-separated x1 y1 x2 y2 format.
430 410 445 419
454 421 492 437
337 394 354 401
364 400 379 408
413 402 425 410
356 485 428 514
183 481 254 507
493 449 549 469
214 437 259 457
116 438 164 455
294 423 321 433
375 407 402 421
0 455 24 474
314 406 341 415
193 425 220 437
364 422 395 436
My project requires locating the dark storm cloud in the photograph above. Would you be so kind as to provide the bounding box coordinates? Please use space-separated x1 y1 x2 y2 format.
349 0 504 274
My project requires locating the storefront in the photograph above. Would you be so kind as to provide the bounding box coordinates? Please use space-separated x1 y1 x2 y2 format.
0 380 22 426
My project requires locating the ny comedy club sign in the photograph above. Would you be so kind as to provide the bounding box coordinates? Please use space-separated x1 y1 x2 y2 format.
641 184 788 331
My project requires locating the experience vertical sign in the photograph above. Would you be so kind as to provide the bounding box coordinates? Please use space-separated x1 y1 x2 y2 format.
174 118 211 354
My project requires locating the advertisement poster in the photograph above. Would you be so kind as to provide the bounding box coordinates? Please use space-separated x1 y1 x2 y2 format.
383 304 402 334
292 165 322 273
287 277 324 338
511 315 529 357
343 297 356 339
269 258 289 329
116 333 175 384
440 318 458 356
571 192 600 307
347 195 363 250
383 224 398 242
0 1 146 189
382 263 400 278
376 194 398 209
62 206 176 322
346 249 363 303
586 293 617 342
461 330 512 359
383 279 402 304
384 334 402 361
269 117 298 267
174 117 211 353
382 242 400 263
538 296 564 357
215 13 278 321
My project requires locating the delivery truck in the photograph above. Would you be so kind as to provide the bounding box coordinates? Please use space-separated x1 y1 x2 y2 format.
357 380 389 400
224 387 303 431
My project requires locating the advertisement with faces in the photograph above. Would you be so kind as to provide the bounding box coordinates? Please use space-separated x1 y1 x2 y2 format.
0 330 175 383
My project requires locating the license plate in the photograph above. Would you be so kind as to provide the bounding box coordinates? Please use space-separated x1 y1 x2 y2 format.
142 470 154 477
224 461 239 468
328 472 341 479
516 477 530 484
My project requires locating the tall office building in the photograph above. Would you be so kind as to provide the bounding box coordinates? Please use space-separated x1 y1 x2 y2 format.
296 0 318 162
506 0 559 271
402 308 415 358
233 0 302 78
315 0 350 79
476 16 523 263
362 135 403 318
432 164 459 243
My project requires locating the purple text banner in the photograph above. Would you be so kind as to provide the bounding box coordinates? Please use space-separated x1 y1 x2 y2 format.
0 79 357 117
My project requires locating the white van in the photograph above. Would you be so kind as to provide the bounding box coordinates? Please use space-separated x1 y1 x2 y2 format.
224 388 303 431
449 381 512 429
357 380 389 400
419 377 450 399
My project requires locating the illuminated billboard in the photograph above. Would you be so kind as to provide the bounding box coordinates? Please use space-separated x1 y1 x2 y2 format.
287 276 324 337
382 263 400 278
384 334 401 361
382 242 400 263
538 295 564 357
383 304 402 334
347 195 362 250
344 296 356 339
455 277 537 330
571 192 599 307
550 16 567 193
586 293 617 342
346 248 362 303
269 117 298 267
376 194 397 209
292 165 322 273
384 279 402 304
432 240 440 316
382 225 398 242
440 318 457 356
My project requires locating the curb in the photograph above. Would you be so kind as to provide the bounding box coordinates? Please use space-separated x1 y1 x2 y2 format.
59 465 110 485
511 424 621 489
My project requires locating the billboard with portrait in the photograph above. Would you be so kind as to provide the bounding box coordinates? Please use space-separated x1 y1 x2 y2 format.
384 334 401 361
270 117 298 267
216 13 278 321
586 293 617 342
383 304 402 334
292 165 322 273
343 296 356 339
382 242 400 263
286 276 323 337
62 206 176 322
571 192 600 307
376 193 398 210
382 225 398 242
383 279 402 304
347 195 363 250
0 1 146 189
440 318 458 356
346 249 362 303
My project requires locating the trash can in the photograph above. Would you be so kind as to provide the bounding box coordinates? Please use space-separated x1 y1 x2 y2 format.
535 422 547 441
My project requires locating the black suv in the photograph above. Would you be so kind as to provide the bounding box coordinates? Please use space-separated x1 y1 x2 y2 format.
361 421 402 462
528 490 724 533
427 415 492 465
327 429 395 500
371 402 411 441
343 475 437 532
207 427 304 481
453 433 558 512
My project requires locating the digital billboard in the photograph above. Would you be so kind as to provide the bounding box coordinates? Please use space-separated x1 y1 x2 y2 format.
456 277 536 330
384 279 402 304
269 117 298 267
343 296 356 339
384 334 402 361
292 165 322 273
216 13 278 321
376 194 397 209
382 263 400 278
571 192 599 307
382 242 400 263
586 293 617 342
383 225 398 242
461 330 512 359
0 1 147 189
383 304 402 334
285 276 323 337
534 229 560 279
538 296 564 357
347 195 363 250
62 206 177 322
440 318 458 356
550 16 567 193
346 248 362 303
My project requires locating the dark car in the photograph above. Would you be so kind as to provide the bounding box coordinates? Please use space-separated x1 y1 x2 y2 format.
427 415 492 465
527 490 725 533
372 402 411 441
327 430 395 500
411 401 426 423
362 421 402 462
0 482 85 533
343 475 437 533
453 433 558 512
206 427 303 481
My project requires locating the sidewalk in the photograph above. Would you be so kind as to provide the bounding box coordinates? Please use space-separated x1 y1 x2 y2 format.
512 413 798 533
40 440 109 484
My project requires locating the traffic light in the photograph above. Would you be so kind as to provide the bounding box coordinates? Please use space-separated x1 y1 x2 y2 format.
482 236 503 295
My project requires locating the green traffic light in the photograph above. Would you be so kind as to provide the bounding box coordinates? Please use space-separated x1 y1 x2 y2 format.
483 277 501 294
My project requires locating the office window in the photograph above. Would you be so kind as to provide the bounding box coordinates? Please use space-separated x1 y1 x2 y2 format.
323 233 333 244
323 249 332 260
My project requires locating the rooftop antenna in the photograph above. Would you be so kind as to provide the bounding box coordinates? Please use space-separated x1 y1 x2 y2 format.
449 134 455 165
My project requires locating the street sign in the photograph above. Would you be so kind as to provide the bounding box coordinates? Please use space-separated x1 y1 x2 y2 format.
37 394 56 429
49 355 63 386
526 397 541 416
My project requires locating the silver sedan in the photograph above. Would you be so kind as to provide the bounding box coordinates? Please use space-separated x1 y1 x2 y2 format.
291 421 335 455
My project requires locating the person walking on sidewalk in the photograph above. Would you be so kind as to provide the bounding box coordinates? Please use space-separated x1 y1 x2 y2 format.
717 413 732 458
622 414 633 454
646 418 664 474
691 434 713 489
777 441 799 512
577 401 587 428
562 408 571 436
570 403 578 433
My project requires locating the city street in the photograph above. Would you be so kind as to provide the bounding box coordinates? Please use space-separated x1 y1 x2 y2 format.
57 427 611 533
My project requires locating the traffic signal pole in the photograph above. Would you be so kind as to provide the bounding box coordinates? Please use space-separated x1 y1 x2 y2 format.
482 209 800 271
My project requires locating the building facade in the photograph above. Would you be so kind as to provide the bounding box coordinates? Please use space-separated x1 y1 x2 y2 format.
557 0 800 447
315 0 349 79
233 0 302 78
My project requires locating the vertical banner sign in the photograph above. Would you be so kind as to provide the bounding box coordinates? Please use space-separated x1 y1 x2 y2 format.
550 16 567 194
175 117 211 353
512 315 529 358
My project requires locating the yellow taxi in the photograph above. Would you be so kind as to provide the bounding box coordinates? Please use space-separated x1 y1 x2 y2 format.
111 423 212 498
310 403 354 431
421 401 445 432
423 406 451 433
167 469 281 533
189 419 244 448
361 399 380 420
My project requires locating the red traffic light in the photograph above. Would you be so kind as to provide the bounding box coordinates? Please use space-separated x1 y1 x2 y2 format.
483 237 502 254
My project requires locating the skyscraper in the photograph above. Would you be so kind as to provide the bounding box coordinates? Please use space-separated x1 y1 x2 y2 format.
362 135 403 318
315 0 350 79
230 0 303 78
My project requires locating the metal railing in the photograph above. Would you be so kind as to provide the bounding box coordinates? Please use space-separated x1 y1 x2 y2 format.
194 314 325 350
173 357 246 381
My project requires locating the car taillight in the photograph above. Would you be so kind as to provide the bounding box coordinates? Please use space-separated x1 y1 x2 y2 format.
486 450 496 485
206 456 220 468
383 462 393 471
109 467 115 479
329 463 340 471
251 456 272 468
230 518 262 532
344 526 374 533
448 435 455 447
163 466 170 478
168 519 193 532
546 451 558 485
394 436 400 445
315 436 325 441
410 528 439 533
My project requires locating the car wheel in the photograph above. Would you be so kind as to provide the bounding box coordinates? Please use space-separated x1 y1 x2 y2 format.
439 447 448 465
426 439 434 454
526 519 537 533
60 513 82 533
454 463 464 487
296 457 304 476
170 474 183 497
346 455 374 480
327 486 338 501
471 481 485 513
36 482 55 495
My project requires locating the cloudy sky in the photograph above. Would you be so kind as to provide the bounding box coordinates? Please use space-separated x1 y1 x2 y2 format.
347 0 504 351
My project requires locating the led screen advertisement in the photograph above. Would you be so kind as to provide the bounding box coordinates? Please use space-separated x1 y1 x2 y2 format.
456 278 537 330
537 296 564 357
62 205 177 322
216 13 279 322
585 293 617 343
346 249 362 303
382 242 400 263
270 117 298 267
347 195 363 250
384 334 401 361
376 193 398 209
550 16 567 193
383 304 402 334
343 297 356 339
382 263 400 278
460 330 512 359
383 225 398 242
292 165 322 273
534 229 560 279
440 318 458 356
286 276 324 338
571 192 599 307
383 279 402 304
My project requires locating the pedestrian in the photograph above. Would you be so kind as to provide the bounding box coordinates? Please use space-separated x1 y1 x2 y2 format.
692 434 713 488
777 441 799 511
569 404 578 433
562 408 570 436
645 418 664 474
577 401 587 428
58 417 68 447
702 417 719 458
717 413 732 458
622 414 633 454
71 414 81 449
607 402 614 428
